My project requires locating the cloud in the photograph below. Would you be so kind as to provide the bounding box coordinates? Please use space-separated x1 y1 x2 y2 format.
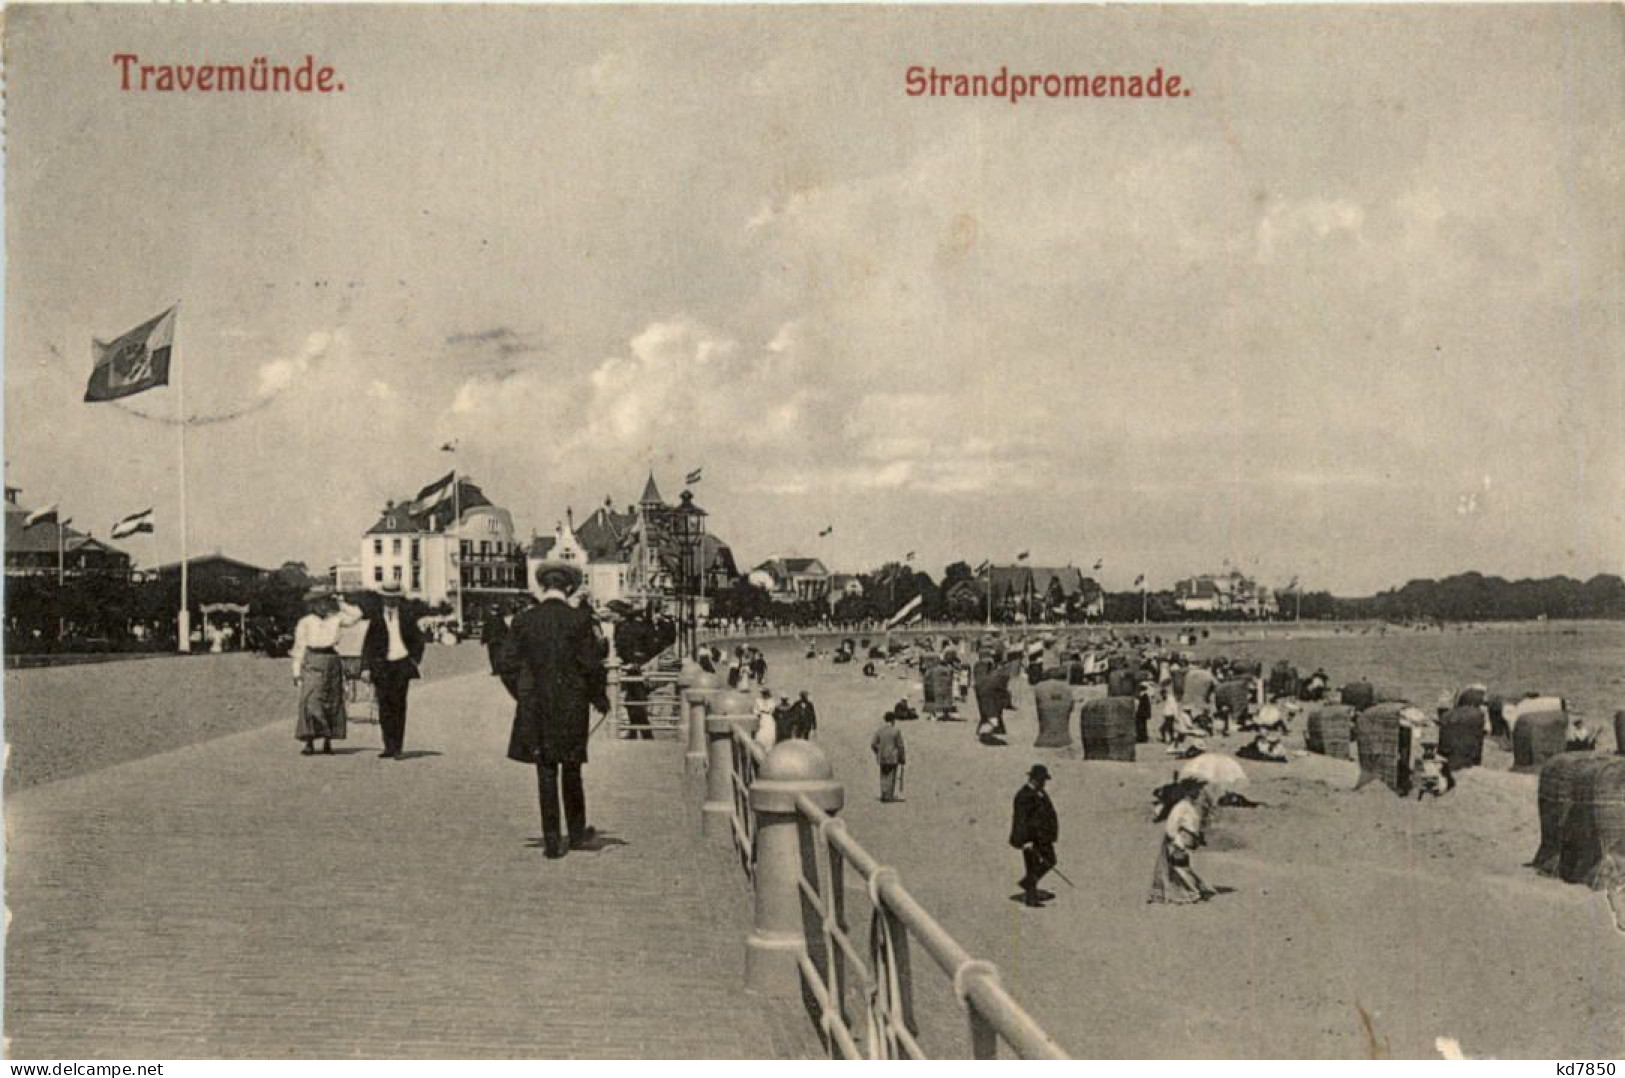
1256 197 1366 262
255 330 341 399
366 380 395 400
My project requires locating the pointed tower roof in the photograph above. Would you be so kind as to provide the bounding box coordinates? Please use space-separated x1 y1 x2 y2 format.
639 472 665 507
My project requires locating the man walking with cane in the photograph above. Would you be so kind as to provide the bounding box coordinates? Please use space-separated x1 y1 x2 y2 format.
1010 764 1060 907
871 709 907 803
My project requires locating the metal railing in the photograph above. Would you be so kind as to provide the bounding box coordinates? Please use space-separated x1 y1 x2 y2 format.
606 649 684 739
729 726 766 879
721 722 1066 1060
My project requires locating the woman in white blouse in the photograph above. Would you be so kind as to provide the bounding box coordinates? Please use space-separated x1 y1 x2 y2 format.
290 586 363 756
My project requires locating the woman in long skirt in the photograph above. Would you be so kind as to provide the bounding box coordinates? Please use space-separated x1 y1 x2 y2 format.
291 586 363 756
1149 779 1216 904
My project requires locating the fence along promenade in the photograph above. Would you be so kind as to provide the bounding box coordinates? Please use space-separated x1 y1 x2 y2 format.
676 660 1070 1060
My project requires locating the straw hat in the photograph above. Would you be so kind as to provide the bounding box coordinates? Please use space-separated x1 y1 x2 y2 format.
533 559 583 590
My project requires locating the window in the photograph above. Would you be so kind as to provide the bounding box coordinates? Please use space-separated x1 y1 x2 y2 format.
411 567 421 590
373 566 383 583
392 538 401 556
411 539 420 562
373 538 383 556
393 566 403 583
480 540 489 557
460 540 471 558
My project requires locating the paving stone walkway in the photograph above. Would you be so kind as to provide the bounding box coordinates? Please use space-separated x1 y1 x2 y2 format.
5 669 814 1059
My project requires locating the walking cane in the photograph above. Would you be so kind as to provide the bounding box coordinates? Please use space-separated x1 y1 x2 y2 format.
1049 865 1078 889
897 763 906 798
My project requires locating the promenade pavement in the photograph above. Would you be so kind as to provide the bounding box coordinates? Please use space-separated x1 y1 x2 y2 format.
5 668 815 1059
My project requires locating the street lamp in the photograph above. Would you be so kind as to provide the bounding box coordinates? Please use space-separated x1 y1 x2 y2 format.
670 490 708 659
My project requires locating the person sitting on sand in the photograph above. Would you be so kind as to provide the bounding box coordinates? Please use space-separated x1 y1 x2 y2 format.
1149 778 1216 905
893 697 919 722
1165 707 1207 758
1566 715 1599 753
862 660 878 678
1303 668 1330 701
1237 725 1290 762
1415 743 1454 799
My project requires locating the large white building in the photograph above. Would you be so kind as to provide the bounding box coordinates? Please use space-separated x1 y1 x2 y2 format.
359 477 525 620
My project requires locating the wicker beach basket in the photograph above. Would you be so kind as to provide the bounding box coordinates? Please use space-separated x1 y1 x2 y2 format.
1306 704 1355 760
1512 709 1571 772
1107 667 1137 698
1558 758 1625 888
1215 679 1254 725
1438 706 1487 771
1532 754 1612 878
1079 696 1137 762
1355 703 1413 795
1341 681 1376 711
1268 661 1300 700
923 665 955 717
1033 679 1075 748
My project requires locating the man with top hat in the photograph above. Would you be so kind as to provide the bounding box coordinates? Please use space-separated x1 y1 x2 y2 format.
1010 764 1060 907
362 580 426 760
501 559 609 859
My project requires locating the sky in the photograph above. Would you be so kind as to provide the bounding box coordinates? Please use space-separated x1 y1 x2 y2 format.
5 5 1622 596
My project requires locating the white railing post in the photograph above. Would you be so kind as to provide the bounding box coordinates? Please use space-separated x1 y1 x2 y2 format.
703 690 756 838
746 740 843 996
682 669 721 776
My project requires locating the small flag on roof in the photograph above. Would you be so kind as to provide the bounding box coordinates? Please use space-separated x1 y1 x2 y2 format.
818 525 833 537
412 470 457 514
975 559 991 574
1017 551 1030 561
1133 573 1145 587
884 594 924 629
85 306 177 402
111 508 155 539
685 467 703 485
904 551 915 562
24 504 61 528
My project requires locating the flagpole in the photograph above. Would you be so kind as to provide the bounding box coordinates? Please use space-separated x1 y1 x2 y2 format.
453 462 464 636
175 304 190 654
985 558 992 630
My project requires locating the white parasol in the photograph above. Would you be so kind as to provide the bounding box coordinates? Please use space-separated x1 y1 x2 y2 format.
1177 752 1250 792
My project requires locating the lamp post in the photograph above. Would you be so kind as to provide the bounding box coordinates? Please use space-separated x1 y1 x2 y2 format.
671 490 707 659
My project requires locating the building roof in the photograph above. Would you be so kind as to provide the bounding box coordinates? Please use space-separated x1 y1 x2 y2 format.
366 479 495 536
782 557 827 576
639 473 665 506
1029 566 1085 598
575 505 637 561
527 536 557 558
3 500 124 557
153 554 271 577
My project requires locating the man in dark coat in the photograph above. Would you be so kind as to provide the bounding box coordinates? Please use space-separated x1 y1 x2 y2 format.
612 604 660 741
501 561 609 859
481 603 508 676
1010 764 1060 907
790 690 818 740
361 581 426 759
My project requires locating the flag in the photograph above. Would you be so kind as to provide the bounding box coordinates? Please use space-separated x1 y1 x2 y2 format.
1017 551 1030 561
111 508 155 539
818 525 833 537
411 470 456 513
85 307 177 402
685 467 703 485
1287 576 1299 589
904 551 915 562
23 504 59 529
440 440 459 452
1133 573 1145 587
974 559 991 574
884 594 924 629
1092 558 1104 570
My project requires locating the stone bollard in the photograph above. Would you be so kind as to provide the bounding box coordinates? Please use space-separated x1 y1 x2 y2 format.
683 671 723 776
702 690 760 838
746 740 843 997
604 656 624 740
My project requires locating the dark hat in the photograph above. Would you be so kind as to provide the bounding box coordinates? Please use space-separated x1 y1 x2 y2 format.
377 580 404 599
1028 764 1052 781
303 584 334 604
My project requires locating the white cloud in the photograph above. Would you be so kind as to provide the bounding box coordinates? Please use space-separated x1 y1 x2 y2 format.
366 380 396 400
255 330 342 399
